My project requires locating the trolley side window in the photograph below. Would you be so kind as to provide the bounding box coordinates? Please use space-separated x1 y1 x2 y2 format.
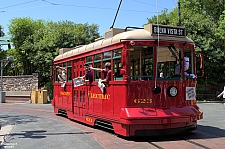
79 63 83 77
73 61 78 79
68 61 72 82
85 56 93 81
63 62 67 81
53 65 58 82
86 56 92 65
94 54 102 81
54 63 64 82
129 46 153 80
103 51 111 60
103 51 112 80
113 49 122 80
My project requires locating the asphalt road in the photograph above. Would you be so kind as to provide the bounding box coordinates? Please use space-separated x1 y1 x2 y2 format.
0 103 104 149
0 102 225 149
197 103 225 137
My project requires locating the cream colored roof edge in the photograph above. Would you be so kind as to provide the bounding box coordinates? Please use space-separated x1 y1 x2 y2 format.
54 28 194 62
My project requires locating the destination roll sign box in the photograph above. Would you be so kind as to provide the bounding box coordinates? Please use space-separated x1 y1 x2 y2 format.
151 24 186 37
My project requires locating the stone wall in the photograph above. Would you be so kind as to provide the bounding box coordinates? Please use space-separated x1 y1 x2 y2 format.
2 73 39 101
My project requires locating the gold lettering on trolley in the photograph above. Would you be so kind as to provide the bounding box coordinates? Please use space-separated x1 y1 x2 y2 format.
60 91 71 96
85 117 92 122
134 98 153 104
88 92 110 100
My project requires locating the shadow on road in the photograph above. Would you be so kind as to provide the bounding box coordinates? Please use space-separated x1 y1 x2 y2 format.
0 114 38 127
9 130 93 139
118 124 225 142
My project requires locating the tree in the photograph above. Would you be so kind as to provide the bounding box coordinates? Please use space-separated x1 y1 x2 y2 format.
0 25 5 37
0 25 6 61
8 17 100 86
146 0 225 92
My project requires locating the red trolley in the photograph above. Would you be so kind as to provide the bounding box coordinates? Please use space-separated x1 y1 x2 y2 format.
51 24 203 136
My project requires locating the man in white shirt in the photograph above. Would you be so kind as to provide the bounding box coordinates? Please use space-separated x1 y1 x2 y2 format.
174 57 196 78
56 66 66 82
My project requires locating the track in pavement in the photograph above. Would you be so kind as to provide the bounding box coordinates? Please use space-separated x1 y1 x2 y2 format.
0 103 225 149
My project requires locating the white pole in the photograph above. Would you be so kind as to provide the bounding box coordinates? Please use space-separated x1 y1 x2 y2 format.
0 61 3 103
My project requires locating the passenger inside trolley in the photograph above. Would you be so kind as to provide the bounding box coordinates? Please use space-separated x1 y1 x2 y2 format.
56 65 66 82
128 45 195 80
83 64 93 83
90 62 112 84
174 57 196 78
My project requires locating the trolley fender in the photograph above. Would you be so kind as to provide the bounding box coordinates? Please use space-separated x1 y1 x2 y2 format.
120 106 202 119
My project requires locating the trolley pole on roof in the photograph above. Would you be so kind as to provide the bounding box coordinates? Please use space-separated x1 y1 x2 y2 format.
110 0 123 29
178 0 181 26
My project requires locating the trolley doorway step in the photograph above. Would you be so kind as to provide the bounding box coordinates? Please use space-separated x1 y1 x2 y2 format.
95 120 114 131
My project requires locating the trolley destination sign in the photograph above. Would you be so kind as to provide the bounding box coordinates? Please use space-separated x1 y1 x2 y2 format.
151 24 186 37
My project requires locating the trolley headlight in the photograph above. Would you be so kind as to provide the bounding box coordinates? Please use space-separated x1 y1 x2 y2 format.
168 86 178 97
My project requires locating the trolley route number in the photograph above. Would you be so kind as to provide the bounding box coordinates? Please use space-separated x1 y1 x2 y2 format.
134 98 153 104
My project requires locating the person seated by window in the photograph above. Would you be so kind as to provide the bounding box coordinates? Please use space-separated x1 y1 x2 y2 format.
83 64 93 83
89 62 112 83
183 57 196 78
56 66 66 82
159 72 164 78
174 57 196 78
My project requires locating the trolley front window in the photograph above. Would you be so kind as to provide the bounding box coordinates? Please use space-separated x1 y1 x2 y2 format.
184 48 195 79
157 46 181 80
157 45 196 80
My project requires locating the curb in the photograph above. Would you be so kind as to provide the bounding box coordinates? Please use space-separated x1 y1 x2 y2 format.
197 101 225 103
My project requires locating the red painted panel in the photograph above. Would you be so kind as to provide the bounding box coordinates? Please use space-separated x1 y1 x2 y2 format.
113 84 127 118
92 85 103 114
112 123 129 137
119 106 201 124
102 85 113 117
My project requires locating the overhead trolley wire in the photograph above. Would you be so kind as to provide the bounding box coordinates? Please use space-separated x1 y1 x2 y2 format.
0 5 51 13
131 0 171 10
0 0 39 9
0 0 173 13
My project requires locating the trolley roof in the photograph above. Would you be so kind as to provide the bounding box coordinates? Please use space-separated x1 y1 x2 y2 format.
54 24 194 61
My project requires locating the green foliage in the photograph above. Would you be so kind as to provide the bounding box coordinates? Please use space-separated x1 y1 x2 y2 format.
0 25 5 55
7 17 100 86
0 25 5 37
146 0 225 92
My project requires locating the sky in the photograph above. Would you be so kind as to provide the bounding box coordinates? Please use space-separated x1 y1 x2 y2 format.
0 0 177 37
